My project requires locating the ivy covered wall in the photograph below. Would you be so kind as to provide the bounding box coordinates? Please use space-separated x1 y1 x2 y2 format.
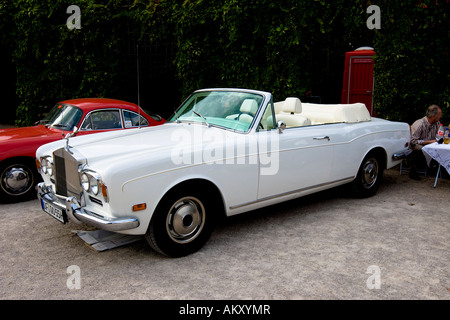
0 0 448 126
373 0 449 124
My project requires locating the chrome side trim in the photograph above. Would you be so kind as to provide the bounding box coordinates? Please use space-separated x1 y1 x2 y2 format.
229 177 354 210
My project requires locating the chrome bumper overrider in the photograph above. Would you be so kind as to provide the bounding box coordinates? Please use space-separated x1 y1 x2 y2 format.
37 182 139 232
392 149 413 160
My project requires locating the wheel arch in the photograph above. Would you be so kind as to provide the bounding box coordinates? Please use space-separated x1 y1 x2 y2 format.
155 178 227 219
1 155 38 167
145 178 226 257
351 146 387 180
350 146 387 198
362 146 387 170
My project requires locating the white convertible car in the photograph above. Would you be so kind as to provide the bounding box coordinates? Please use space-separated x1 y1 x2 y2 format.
36 88 411 257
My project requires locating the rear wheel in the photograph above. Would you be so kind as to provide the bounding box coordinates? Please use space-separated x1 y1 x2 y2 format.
145 188 216 257
351 152 384 198
0 159 40 203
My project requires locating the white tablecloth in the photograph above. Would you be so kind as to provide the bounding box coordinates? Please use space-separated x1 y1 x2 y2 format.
422 142 450 174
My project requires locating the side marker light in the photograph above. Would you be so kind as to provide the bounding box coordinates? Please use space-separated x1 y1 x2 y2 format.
132 203 147 212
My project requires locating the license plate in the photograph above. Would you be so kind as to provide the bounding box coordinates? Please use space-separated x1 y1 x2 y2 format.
41 199 67 223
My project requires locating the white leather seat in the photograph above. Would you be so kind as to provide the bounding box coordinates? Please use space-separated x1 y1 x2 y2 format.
236 99 258 124
276 97 311 127
301 102 370 124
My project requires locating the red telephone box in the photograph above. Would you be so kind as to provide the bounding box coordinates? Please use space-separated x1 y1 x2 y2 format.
341 47 375 116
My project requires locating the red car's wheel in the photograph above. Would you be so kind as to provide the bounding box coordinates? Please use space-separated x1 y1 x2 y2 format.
0 159 39 203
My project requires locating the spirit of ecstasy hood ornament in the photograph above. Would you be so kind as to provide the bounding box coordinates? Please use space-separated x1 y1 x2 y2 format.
64 126 79 153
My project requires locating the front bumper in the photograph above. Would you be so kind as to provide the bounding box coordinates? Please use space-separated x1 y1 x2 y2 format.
37 182 139 232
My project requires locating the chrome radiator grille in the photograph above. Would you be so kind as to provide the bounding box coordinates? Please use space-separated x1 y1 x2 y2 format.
54 151 67 196
53 148 83 198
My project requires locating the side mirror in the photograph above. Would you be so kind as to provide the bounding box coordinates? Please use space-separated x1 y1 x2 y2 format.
277 120 286 133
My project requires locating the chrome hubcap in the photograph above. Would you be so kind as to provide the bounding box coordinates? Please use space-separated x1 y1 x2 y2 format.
1 165 33 196
166 196 205 244
362 158 378 189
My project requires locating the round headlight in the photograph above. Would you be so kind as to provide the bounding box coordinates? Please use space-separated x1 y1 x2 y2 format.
89 175 99 195
81 173 90 191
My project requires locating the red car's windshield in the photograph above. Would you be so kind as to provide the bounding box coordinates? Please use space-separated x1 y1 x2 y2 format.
41 104 83 131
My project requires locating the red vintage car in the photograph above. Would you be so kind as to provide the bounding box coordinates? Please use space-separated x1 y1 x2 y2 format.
0 98 165 203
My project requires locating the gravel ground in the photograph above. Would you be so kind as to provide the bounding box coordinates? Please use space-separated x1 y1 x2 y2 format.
0 168 448 301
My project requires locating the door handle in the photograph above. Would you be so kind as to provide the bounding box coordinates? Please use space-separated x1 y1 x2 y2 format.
313 136 330 141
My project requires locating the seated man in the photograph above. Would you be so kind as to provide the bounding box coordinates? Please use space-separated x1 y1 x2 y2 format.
408 104 442 180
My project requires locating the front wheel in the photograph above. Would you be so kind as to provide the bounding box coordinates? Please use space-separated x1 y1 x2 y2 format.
351 153 384 198
0 159 40 203
145 189 216 257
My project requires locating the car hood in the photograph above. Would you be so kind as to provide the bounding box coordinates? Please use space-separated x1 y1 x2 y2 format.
0 125 67 160
36 123 235 169
0 125 62 142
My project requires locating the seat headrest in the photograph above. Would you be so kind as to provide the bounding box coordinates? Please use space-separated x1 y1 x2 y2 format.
283 97 302 113
240 99 259 115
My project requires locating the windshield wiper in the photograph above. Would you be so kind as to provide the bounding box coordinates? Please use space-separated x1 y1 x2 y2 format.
192 111 210 127
51 124 70 130
34 120 50 126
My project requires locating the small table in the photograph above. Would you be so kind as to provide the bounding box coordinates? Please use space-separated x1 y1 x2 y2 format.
422 142 450 187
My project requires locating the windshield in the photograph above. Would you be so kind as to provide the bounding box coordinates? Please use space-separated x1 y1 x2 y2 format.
168 91 264 132
42 104 83 131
